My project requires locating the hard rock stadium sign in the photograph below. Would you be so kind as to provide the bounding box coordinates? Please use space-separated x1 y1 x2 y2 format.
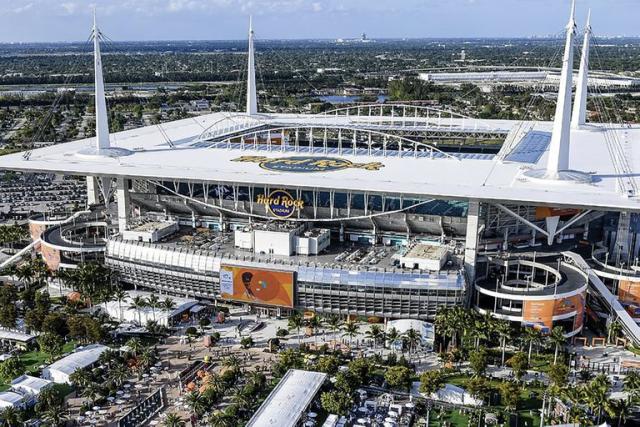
232 155 384 173
257 189 304 219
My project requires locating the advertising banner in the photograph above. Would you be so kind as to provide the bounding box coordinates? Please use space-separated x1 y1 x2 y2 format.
618 280 640 305
522 300 554 331
219 265 294 308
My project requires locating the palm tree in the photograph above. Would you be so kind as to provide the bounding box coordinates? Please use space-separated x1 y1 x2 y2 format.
404 328 421 354
386 327 400 352
608 398 631 427
81 382 101 406
161 297 176 311
163 413 186 427
207 410 234 427
494 320 511 366
41 404 67 427
128 295 147 325
306 314 322 345
523 327 543 363
342 321 359 347
222 355 241 371
147 294 160 322
108 364 129 388
185 391 207 419
548 326 566 365
125 337 143 357
365 324 384 348
608 320 623 344
325 314 342 348
113 288 127 321
69 368 91 389
0 406 23 427
623 370 640 403
584 374 613 424
288 311 304 347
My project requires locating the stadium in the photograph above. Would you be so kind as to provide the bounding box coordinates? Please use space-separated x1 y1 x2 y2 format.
3 4 640 343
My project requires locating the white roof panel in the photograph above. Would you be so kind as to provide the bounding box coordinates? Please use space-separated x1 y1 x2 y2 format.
246 369 327 427
0 112 639 212
45 344 108 376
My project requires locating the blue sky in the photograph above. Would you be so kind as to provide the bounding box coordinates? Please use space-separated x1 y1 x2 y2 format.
0 0 637 42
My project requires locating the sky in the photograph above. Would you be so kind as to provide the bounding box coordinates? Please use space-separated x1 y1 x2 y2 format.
0 0 638 43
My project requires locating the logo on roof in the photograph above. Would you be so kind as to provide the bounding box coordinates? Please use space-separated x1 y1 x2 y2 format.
257 189 304 219
231 155 384 173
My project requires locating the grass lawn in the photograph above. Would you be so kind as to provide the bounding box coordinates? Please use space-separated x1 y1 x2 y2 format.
19 341 77 376
0 341 79 392
443 373 542 427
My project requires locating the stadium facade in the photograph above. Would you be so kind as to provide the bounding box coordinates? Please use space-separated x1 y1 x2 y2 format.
4 2 640 341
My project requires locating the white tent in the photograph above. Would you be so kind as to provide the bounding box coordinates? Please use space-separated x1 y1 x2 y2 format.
42 344 109 384
101 290 198 326
429 384 483 407
10 375 53 405
0 391 24 409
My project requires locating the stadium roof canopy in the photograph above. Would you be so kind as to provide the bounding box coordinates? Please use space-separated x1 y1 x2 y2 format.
1 111 640 212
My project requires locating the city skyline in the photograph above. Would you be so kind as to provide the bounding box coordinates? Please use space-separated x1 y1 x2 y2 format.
0 0 638 43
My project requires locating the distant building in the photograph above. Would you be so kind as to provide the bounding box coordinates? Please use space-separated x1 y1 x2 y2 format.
190 99 210 111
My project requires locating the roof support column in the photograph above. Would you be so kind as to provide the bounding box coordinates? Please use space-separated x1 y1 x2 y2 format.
86 176 100 206
464 200 481 284
572 10 592 129
116 177 131 233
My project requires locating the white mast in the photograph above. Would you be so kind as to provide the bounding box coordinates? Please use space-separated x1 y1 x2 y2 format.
246 16 258 116
571 9 591 129
92 10 110 152
545 0 577 178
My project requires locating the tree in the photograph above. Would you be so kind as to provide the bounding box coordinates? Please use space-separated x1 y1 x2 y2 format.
494 320 512 366
37 333 64 362
41 312 68 337
623 370 640 403
419 370 444 395
507 352 528 383
125 338 143 357
41 404 67 427
0 357 24 382
342 321 359 347
207 410 234 427
128 295 147 325
320 391 352 416
607 321 623 345
548 326 566 365
347 358 371 384
548 362 569 386
325 315 342 347
240 336 254 349
608 398 631 427
316 355 341 375
0 406 23 427
386 327 400 351
366 324 384 348
404 328 421 354
384 366 413 391
523 327 543 363
0 285 17 328
466 377 491 403
499 381 521 411
113 288 127 321
163 413 186 427
185 391 207 418
288 311 304 347
146 294 160 322
469 347 488 378
584 374 613 424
